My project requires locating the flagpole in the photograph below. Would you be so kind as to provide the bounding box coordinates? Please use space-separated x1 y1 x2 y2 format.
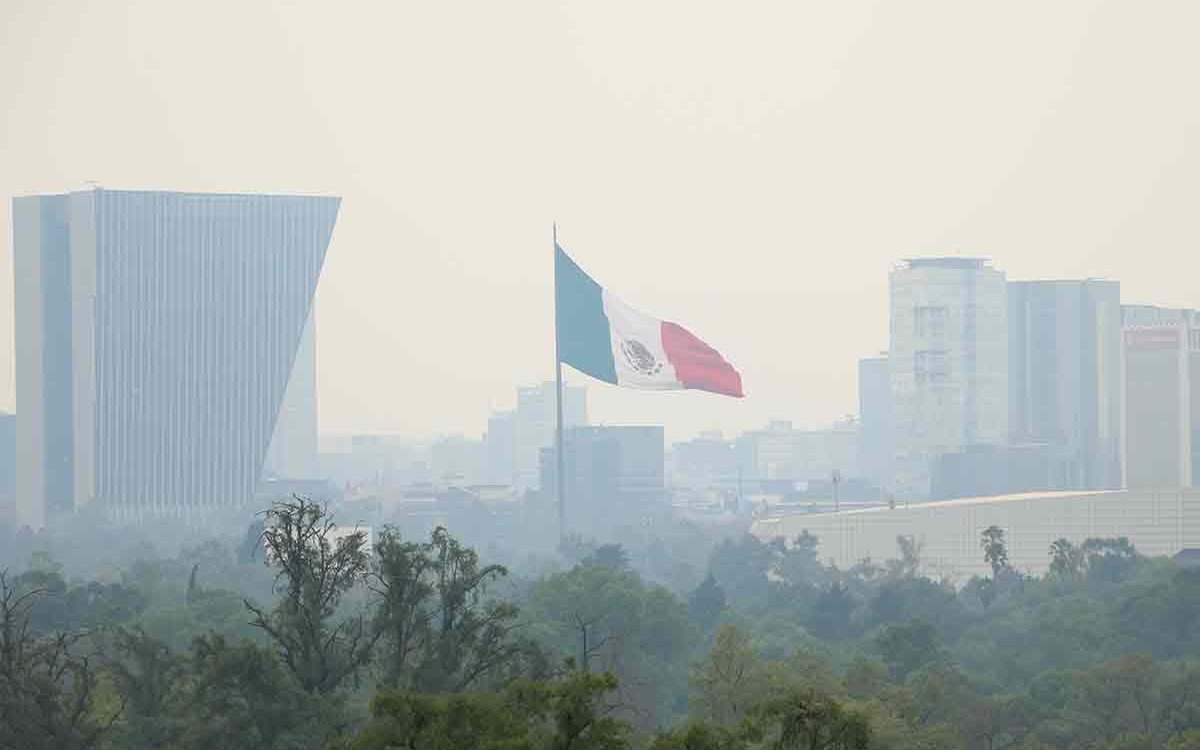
553 223 566 544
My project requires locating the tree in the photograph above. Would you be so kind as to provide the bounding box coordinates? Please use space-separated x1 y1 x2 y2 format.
347 669 629 750
584 544 632 573
182 633 337 750
691 624 759 726
244 495 377 694
107 627 187 749
0 571 119 750
748 689 871 750
415 526 525 692
649 722 748 750
774 532 824 589
688 574 727 634
1049 538 1085 581
875 619 941 682
886 535 923 580
708 535 773 613
370 525 539 694
981 526 1010 580
1082 537 1141 584
808 582 854 639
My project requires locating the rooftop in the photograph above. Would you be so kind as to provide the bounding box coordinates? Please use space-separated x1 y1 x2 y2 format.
900 257 992 271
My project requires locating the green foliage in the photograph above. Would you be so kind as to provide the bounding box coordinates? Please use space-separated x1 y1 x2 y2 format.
875 619 941 681
370 525 534 693
980 525 1010 579
347 669 627 750
245 495 377 694
0 572 118 750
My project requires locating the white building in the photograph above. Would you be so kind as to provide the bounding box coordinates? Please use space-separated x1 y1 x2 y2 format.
752 488 1200 581
890 258 1008 499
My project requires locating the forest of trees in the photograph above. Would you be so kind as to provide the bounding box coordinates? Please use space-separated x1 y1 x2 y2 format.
3 498 1200 750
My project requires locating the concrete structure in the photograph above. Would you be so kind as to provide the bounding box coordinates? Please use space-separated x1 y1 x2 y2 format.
858 355 892 492
515 382 586 492
14 189 338 527
889 258 1008 499
1008 280 1122 490
752 488 1200 581
1121 305 1200 490
541 425 665 534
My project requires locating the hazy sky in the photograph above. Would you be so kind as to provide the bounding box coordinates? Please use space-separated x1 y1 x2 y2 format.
2 0 1198 443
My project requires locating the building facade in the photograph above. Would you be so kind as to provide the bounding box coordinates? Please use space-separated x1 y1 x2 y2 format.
889 258 1008 499
752 487 1200 582
857 355 892 493
735 419 861 484
514 382 586 493
1121 305 1200 490
541 424 665 535
484 410 517 487
1008 280 1122 490
14 189 339 527
263 310 319 480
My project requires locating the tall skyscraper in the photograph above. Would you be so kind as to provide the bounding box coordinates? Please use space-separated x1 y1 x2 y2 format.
1008 280 1122 489
1121 305 1200 490
14 189 339 528
889 258 1008 499
858 354 892 492
514 382 586 493
263 310 319 480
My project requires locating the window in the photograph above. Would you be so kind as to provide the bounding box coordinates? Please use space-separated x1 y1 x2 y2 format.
914 306 948 337
915 349 949 384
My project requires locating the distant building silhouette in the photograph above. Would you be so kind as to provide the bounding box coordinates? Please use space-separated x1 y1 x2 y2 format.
857 354 892 493
541 425 665 534
1007 279 1122 490
1121 305 1200 489
14 189 338 527
514 382 586 493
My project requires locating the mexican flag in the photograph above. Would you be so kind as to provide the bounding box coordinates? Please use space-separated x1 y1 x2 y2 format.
555 244 744 397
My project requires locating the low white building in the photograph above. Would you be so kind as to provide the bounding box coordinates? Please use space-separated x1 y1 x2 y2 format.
752 488 1200 581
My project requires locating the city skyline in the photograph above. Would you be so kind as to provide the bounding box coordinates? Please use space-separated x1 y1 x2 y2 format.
4 1 1200 444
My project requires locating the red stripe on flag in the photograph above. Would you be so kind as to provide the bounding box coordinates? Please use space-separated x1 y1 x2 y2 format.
661 322 744 398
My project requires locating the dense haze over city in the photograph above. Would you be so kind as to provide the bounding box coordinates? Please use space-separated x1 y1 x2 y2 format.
4 3 1200 750
3 0 1200 441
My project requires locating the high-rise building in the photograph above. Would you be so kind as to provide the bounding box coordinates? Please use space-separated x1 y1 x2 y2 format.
514 382 586 492
14 189 338 527
484 410 517 486
540 424 665 534
1121 305 1200 489
889 258 1008 499
858 354 892 492
263 310 318 479
1008 280 1122 489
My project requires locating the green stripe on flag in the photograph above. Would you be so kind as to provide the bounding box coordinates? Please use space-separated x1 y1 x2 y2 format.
555 245 618 384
